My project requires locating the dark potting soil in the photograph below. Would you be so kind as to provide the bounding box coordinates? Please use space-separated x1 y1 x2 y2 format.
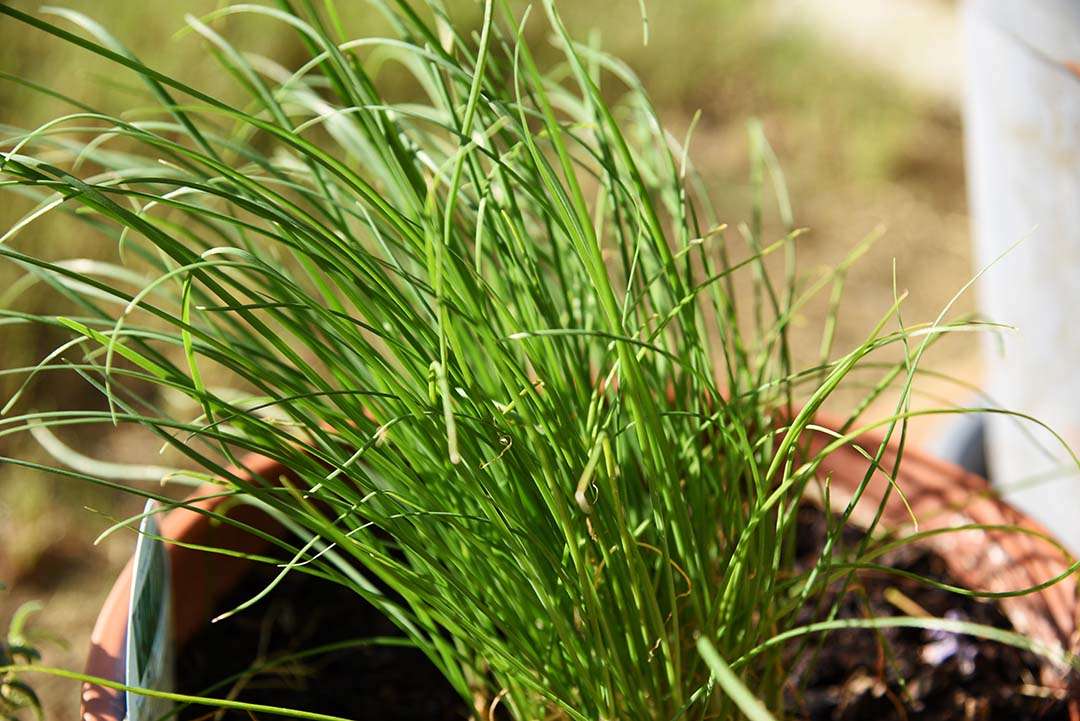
175 567 470 721
177 507 1072 720
786 505 1070 720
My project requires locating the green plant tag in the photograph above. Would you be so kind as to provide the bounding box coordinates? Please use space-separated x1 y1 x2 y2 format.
124 499 174 720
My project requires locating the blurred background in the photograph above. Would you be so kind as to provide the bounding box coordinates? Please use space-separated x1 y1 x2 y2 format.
0 0 972 715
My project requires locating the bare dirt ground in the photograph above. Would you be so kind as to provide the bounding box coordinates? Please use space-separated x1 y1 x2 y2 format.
772 0 963 106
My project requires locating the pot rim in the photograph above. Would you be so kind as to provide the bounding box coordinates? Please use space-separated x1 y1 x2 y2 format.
81 454 285 721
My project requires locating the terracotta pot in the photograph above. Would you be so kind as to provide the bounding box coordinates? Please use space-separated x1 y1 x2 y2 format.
81 426 1079 719
81 454 284 721
810 419 1078 688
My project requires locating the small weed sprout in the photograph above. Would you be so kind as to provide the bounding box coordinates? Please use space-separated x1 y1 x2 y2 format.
1 601 45 721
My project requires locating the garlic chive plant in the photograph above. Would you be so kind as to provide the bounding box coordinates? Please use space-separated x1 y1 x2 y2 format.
0 2 1069 719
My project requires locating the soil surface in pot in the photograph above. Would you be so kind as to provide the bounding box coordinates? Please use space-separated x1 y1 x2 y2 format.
176 507 1070 720
786 505 1070 720
176 567 470 721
